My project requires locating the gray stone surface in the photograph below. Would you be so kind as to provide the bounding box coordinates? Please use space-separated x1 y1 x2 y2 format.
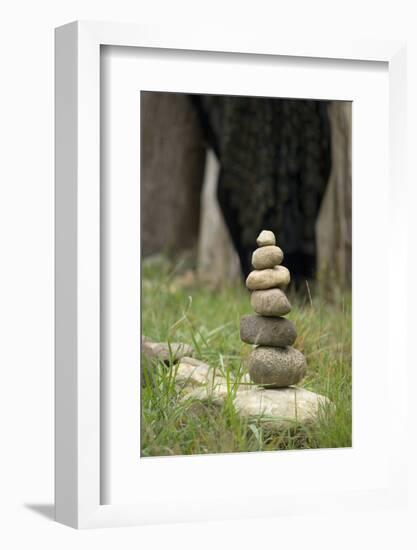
252 245 283 269
246 346 306 387
246 265 290 290
250 288 291 316
256 230 276 247
240 315 297 346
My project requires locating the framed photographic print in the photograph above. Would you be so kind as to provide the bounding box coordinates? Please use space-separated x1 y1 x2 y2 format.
55 21 407 528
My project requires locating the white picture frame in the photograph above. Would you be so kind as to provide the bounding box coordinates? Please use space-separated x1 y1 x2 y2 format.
55 21 407 529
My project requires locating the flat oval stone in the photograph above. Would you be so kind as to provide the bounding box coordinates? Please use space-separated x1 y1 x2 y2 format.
252 245 283 269
185 384 334 431
240 315 296 346
246 346 306 387
246 265 290 290
250 288 291 316
256 230 276 247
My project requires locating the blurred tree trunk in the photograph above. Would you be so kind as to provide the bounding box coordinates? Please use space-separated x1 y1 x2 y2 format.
316 102 352 292
197 150 241 287
141 92 205 258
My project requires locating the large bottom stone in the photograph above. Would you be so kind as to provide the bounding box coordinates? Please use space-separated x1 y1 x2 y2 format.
240 314 296 346
184 384 332 432
233 386 332 430
246 346 306 387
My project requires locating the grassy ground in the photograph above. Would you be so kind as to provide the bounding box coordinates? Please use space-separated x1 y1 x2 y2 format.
141 256 352 457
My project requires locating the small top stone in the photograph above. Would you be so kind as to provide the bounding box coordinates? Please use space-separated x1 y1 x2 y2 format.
256 230 276 247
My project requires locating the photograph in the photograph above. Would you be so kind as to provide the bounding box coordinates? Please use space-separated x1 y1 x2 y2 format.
140 91 352 457
0 0 411 541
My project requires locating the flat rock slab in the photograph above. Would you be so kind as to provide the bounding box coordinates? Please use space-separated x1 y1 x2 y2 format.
175 357 224 388
234 386 332 430
184 381 253 404
179 361 332 431
144 347 332 431
142 340 194 363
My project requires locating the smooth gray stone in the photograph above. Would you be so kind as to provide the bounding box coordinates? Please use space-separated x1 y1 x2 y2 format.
252 245 284 269
250 288 291 316
240 315 296 346
246 346 306 387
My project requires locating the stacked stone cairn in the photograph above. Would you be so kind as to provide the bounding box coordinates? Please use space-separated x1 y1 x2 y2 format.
240 230 307 388
142 229 331 430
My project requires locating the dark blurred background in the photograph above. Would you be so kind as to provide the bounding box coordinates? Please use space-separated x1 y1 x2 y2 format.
141 92 351 291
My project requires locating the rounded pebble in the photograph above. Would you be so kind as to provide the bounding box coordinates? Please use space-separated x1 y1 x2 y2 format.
252 246 283 269
246 346 307 387
256 230 276 247
250 288 291 316
240 315 297 346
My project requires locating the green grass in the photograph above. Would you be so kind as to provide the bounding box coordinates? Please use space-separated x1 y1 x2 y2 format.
141 256 352 457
